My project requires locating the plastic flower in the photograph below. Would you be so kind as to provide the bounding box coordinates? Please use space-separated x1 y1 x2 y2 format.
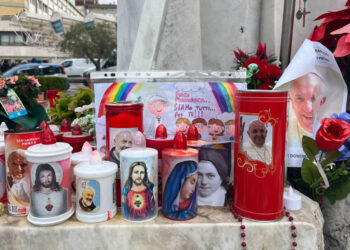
315 118 350 151
27 76 41 87
7 76 17 84
234 43 282 89
0 80 6 89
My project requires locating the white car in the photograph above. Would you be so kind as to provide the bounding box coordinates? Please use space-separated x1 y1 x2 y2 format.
61 58 96 79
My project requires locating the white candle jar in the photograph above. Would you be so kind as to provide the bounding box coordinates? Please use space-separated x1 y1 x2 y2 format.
74 151 118 223
25 141 74 226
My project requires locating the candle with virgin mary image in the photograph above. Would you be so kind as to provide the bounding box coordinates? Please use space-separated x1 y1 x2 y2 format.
162 132 199 221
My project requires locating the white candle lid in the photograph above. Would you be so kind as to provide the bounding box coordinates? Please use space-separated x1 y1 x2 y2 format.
283 186 302 211
71 142 93 163
74 151 118 178
25 142 72 163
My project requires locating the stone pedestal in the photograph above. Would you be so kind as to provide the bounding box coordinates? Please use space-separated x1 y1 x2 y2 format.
322 194 350 250
0 192 323 250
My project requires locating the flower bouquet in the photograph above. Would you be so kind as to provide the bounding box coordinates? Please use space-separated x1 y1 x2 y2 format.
309 1 350 91
72 102 95 135
0 76 49 129
299 115 350 204
233 42 282 89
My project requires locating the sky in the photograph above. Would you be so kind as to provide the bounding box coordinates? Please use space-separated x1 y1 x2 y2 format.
99 0 117 4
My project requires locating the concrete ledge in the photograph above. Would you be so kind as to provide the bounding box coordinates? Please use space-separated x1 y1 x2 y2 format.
0 193 323 250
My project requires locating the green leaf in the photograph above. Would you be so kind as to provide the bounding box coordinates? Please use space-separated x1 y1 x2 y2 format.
301 158 320 184
325 193 337 205
302 136 320 161
325 176 350 201
321 150 342 167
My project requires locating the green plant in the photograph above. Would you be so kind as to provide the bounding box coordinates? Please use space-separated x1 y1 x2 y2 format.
0 76 48 129
47 87 93 125
36 76 67 92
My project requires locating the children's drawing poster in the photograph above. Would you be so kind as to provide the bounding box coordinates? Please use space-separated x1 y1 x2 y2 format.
95 82 247 153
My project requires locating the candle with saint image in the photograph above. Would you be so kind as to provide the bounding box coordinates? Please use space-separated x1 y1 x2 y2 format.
161 132 199 221
25 126 74 226
74 150 118 223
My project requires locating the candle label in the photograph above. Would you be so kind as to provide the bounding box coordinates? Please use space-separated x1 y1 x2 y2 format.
0 153 6 203
5 129 41 216
162 160 198 220
29 159 71 218
121 155 158 221
77 179 100 213
108 128 137 168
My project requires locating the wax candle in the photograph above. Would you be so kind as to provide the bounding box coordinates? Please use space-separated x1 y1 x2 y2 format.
25 127 73 226
62 124 93 153
0 127 5 205
120 131 158 222
283 186 301 211
74 151 118 223
145 124 174 206
70 141 93 202
105 100 143 207
162 131 199 221
187 125 209 147
5 128 42 216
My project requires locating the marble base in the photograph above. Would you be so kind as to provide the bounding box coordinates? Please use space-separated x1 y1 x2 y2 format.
0 193 323 250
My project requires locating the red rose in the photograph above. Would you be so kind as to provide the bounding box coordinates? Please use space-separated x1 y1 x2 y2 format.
266 64 282 79
315 118 350 151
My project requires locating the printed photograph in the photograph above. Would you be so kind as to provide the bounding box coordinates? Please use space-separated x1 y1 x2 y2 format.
79 180 100 212
6 150 30 207
30 162 68 217
240 115 273 165
197 146 230 207
121 161 156 221
162 160 198 220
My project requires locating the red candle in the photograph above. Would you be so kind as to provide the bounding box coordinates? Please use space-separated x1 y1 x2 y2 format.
233 90 288 221
162 132 198 221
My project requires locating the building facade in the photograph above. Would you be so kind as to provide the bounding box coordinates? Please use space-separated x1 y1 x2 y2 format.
0 0 116 63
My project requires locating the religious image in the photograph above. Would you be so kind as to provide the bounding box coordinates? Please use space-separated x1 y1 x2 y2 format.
109 128 135 167
162 161 198 220
197 146 230 207
0 158 5 201
121 161 156 221
240 115 273 165
30 163 68 217
6 150 30 207
79 180 100 212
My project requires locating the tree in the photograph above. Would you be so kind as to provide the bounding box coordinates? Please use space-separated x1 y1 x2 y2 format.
59 22 117 71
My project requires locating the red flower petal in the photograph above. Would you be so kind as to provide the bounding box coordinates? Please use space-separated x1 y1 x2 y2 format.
333 34 350 57
309 23 327 41
314 9 350 23
331 22 350 35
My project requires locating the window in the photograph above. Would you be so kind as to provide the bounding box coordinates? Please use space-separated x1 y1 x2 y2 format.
62 61 72 68
0 32 24 46
16 67 37 76
38 65 62 75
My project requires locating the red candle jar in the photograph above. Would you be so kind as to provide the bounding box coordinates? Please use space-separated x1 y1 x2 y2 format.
105 101 143 206
5 129 42 216
162 132 199 221
233 90 288 220
0 135 5 205
146 125 174 206
62 133 92 153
